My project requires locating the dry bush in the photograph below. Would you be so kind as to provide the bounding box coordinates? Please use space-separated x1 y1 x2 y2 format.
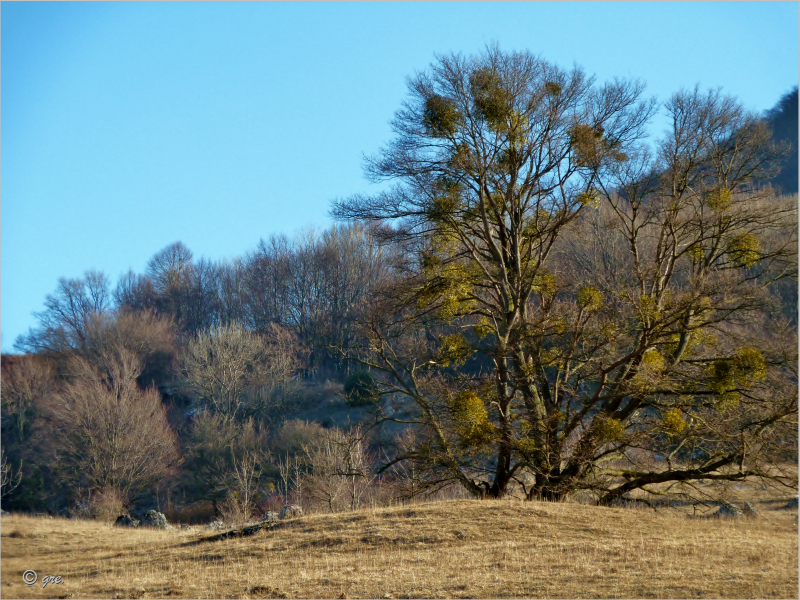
86 487 126 523
323 379 344 397
273 420 327 459
218 492 248 526
302 425 376 513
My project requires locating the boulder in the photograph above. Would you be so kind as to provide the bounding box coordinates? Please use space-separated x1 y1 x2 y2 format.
279 505 303 520
115 514 139 528
783 497 798 510
742 501 760 517
263 511 279 523
139 510 169 529
715 500 743 518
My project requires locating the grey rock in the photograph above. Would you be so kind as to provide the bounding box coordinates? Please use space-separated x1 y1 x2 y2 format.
783 497 798 510
716 500 743 518
115 514 139 528
742 501 760 517
279 505 303 520
139 510 169 529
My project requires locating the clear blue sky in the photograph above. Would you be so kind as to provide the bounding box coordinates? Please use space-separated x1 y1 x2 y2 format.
2 1 798 352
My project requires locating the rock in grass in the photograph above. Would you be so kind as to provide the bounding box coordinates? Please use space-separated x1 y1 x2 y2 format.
115 514 139 528
279 505 303 520
140 510 169 529
742 501 759 517
783 497 798 510
716 501 743 518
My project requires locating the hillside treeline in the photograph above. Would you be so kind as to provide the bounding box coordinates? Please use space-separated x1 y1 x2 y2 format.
2 199 795 519
2 223 404 520
2 49 798 520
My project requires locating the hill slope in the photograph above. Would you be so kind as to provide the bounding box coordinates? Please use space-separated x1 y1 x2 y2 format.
766 87 798 195
2 499 797 599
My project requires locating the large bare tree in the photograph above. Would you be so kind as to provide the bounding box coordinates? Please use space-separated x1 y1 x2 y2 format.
332 47 797 503
50 346 179 503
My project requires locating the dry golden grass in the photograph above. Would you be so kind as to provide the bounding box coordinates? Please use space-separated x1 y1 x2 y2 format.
1 498 797 599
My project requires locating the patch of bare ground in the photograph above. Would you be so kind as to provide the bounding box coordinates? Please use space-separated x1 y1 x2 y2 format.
1 498 797 599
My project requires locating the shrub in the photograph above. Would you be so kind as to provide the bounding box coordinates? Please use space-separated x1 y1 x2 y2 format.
88 487 126 523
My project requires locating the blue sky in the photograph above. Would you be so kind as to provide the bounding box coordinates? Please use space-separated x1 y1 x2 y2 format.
2 1 798 352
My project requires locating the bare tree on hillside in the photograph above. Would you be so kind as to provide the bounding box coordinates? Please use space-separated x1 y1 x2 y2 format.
333 47 797 503
181 322 301 420
50 348 179 503
183 410 268 516
15 271 112 355
303 426 376 512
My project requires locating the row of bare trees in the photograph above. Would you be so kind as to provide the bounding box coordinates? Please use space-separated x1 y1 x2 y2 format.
3 222 392 517
113 223 393 374
15 222 392 377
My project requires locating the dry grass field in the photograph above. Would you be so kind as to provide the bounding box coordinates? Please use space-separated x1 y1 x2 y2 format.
1 497 797 599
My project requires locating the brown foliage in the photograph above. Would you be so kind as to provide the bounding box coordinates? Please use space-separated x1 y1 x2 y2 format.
1 354 58 443
181 322 301 420
50 348 179 503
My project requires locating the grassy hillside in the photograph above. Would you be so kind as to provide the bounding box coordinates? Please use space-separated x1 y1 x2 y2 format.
2 498 797 599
